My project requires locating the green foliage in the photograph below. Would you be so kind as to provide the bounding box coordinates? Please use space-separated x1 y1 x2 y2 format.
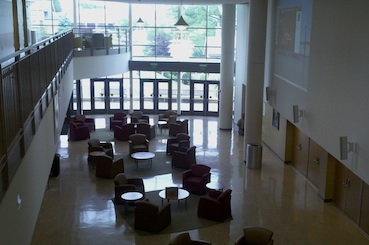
53 0 62 12
182 72 190 85
144 29 173 57
58 15 72 33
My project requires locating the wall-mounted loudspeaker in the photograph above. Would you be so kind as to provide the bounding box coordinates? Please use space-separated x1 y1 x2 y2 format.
293 105 300 123
339 136 357 160
265 86 275 101
340 136 348 160
266 87 271 101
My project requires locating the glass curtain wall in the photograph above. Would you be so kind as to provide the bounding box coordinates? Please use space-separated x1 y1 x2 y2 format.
28 1 224 116
131 4 222 59
28 1 222 59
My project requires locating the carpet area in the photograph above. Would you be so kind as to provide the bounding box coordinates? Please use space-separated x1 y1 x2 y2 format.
113 190 225 235
122 152 174 178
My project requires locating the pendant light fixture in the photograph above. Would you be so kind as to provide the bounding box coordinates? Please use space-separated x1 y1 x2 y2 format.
174 0 188 31
136 0 144 25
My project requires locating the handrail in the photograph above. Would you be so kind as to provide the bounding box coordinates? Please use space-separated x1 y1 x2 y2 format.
0 30 74 203
0 30 73 67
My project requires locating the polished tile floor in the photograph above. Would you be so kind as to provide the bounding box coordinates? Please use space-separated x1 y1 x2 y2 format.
31 115 369 245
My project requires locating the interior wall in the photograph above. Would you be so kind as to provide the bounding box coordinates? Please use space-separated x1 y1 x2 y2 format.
262 103 288 161
267 0 369 184
0 66 74 245
73 52 130 80
234 4 249 123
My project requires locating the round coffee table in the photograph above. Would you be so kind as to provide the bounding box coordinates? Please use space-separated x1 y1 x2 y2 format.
121 191 143 214
131 152 155 168
206 182 224 191
158 188 190 209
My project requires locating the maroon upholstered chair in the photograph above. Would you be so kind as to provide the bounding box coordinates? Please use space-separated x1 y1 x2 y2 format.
87 139 113 162
158 110 177 121
113 173 145 205
136 122 156 140
74 114 95 131
169 119 189 137
110 112 127 129
128 134 149 154
134 200 171 233
235 227 274 245
114 123 136 141
169 232 212 245
171 146 197 169
166 133 190 155
69 122 90 141
182 164 211 195
197 189 232 222
95 155 124 179
130 111 149 123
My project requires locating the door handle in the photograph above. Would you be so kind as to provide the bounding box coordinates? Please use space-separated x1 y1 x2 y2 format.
314 156 320 165
296 144 302 151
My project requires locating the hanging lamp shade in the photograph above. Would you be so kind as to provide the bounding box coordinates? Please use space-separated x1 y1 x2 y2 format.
137 17 144 24
174 15 189 31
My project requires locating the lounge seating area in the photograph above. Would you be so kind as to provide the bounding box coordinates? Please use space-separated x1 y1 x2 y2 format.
32 115 368 245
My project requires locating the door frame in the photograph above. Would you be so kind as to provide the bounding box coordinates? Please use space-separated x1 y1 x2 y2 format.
140 78 172 114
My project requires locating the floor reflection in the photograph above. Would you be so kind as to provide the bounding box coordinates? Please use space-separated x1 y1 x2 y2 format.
30 115 369 245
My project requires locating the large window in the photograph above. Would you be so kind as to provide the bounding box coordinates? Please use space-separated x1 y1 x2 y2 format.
131 4 222 59
28 0 222 60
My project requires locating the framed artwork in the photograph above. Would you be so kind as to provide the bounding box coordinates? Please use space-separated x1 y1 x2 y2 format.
272 109 280 130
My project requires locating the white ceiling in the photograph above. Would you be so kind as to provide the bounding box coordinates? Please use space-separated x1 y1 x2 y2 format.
107 0 249 5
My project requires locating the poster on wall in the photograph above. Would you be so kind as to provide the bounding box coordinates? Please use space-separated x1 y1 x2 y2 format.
274 0 313 91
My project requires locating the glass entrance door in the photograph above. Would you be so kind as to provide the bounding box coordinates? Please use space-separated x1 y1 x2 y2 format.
140 79 171 114
189 80 219 116
91 78 123 114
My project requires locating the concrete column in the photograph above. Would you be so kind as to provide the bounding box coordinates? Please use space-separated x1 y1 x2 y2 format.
219 4 236 130
243 0 268 160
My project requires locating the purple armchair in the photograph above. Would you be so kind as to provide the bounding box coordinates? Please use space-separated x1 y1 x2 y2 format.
114 123 136 141
69 122 90 141
169 119 189 137
136 122 156 140
129 134 149 154
130 111 149 123
166 133 190 154
182 164 211 195
95 155 124 179
74 114 95 131
171 146 197 169
113 173 145 205
235 227 274 245
134 200 171 233
110 112 128 129
197 189 232 222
